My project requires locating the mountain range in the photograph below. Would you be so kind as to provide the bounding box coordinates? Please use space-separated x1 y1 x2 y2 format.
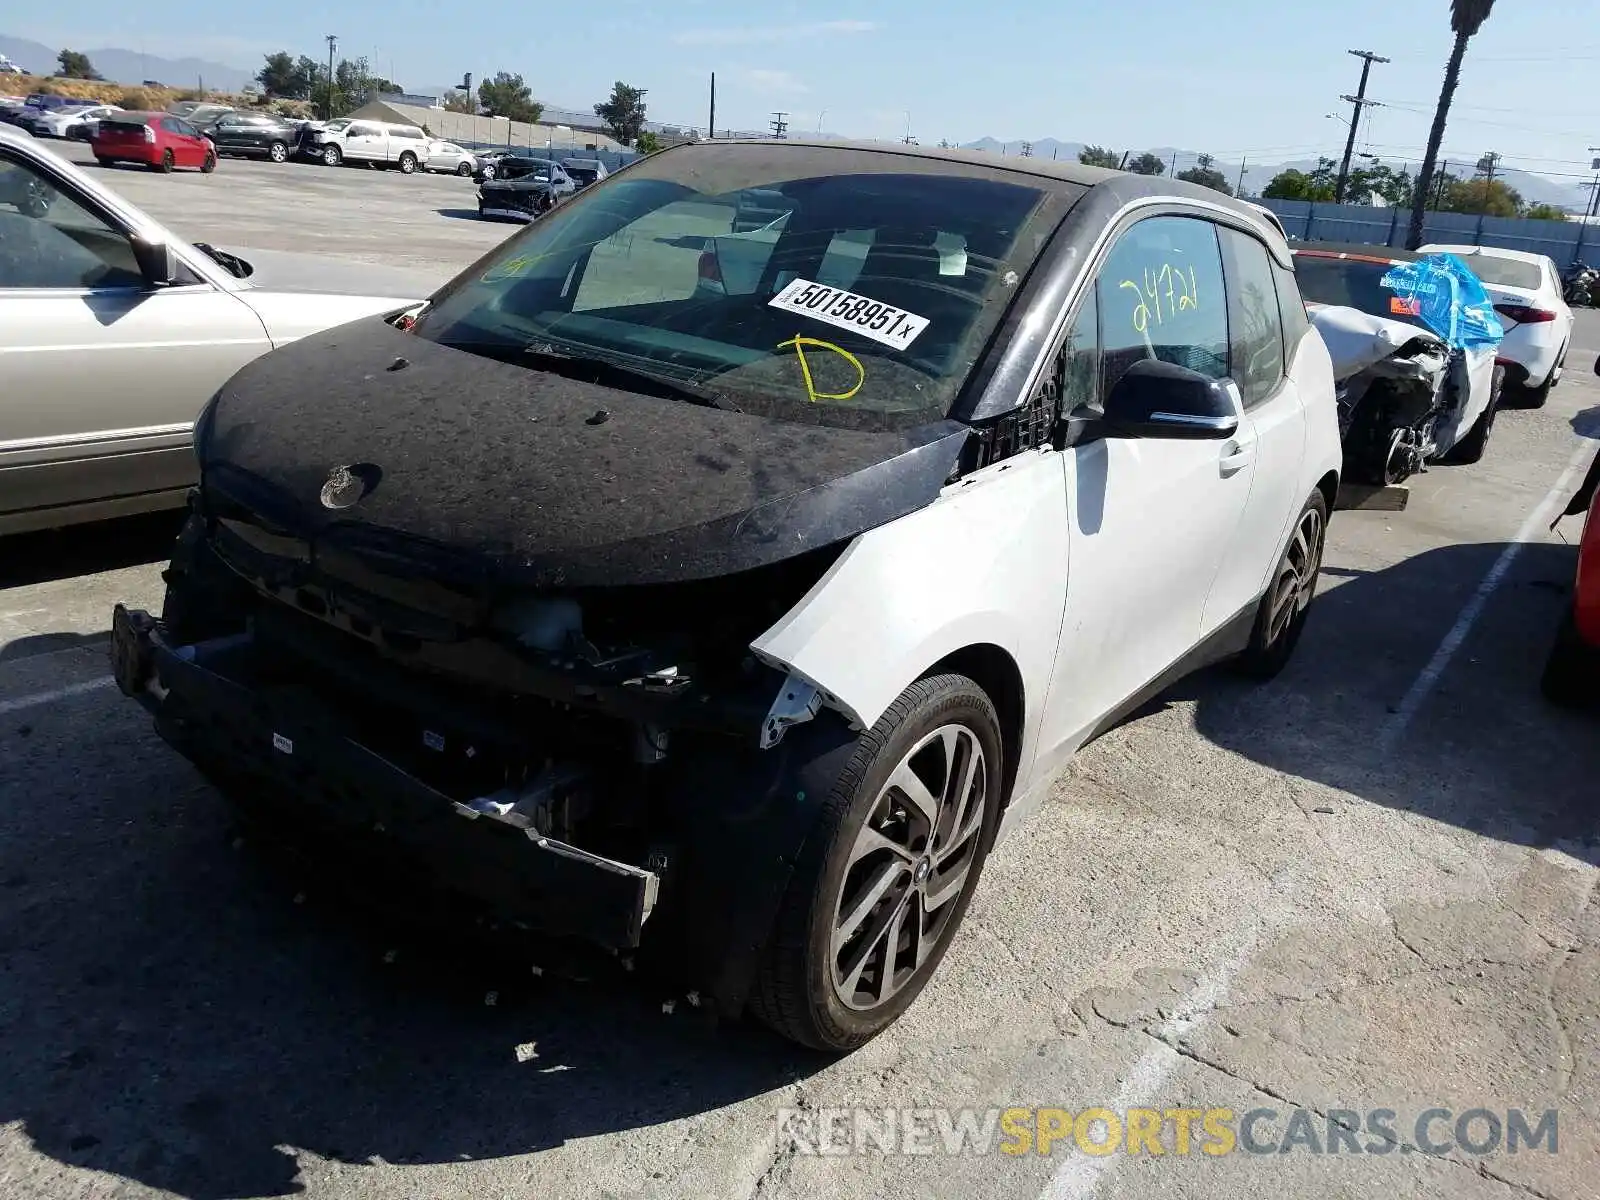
1 34 1582 211
0 35 254 92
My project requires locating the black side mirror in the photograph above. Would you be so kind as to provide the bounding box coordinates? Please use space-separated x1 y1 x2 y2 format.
1101 359 1240 440
132 238 179 286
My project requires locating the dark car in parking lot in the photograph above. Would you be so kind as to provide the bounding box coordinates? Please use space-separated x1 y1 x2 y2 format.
202 111 298 162
477 158 575 221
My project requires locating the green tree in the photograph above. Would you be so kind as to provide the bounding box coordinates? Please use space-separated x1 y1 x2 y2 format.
635 130 663 155
56 49 100 80
1438 177 1523 217
1261 168 1334 202
1177 154 1233 196
1078 144 1120 168
256 51 311 99
594 81 648 146
1525 203 1568 222
1125 151 1165 176
1345 162 1414 207
1406 0 1499 248
441 88 476 114
478 72 543 124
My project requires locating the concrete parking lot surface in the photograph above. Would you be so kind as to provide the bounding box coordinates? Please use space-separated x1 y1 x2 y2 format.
46 139 514 283
0 154 1597 1200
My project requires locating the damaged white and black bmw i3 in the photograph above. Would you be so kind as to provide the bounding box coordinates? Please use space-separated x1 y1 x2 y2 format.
110 140 1344 1051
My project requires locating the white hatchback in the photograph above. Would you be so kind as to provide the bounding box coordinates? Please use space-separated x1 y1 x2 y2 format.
1419 244 1574 406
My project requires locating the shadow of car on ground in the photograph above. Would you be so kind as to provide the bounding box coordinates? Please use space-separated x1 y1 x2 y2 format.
1163 535 1600 868
0 719 817 1198
0 511 183 590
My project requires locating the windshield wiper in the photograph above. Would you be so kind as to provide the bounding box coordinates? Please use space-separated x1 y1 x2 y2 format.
521 343 743 412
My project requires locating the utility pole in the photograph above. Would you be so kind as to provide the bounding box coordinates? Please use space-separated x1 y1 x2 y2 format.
324 34 338 121
1431 158 1450 211
1168 149 1178 176
769 112 788 139
1235 156 1249 197
1335 49 1388 202
902 111 915 145
1474 150 1501 243
707 73 715 140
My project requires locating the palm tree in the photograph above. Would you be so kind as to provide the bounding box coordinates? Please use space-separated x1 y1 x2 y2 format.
1405 0 1498 248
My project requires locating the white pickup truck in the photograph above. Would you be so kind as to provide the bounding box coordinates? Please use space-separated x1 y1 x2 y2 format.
310 118 430 172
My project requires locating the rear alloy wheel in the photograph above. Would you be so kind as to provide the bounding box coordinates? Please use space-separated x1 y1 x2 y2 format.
1235 490 1328 679
201 151 217 174
480 163 496 180
322 145 342 167
456 160 473 177
268 141 288 163
398 152 417 174
157 149 175 173
750 674 1002 1051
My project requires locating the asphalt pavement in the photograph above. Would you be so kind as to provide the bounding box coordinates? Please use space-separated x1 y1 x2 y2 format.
0 152 1596 1200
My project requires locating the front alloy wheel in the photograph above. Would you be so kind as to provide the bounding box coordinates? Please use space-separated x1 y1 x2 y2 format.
830 724 987 1012
751 673 1002 1051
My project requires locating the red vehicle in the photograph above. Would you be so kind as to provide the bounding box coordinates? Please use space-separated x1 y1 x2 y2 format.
92 111 216 173
1541 356 1600 707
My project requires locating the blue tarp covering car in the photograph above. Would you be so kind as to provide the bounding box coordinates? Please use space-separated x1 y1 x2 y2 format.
1377 252 1505 351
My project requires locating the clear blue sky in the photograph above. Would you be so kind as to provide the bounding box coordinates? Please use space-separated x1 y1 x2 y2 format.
13 1 1600 185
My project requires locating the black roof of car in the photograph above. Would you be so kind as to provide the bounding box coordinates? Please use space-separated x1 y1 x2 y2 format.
658 138 1280 223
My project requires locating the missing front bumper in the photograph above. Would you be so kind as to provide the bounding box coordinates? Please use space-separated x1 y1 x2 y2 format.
110 606 660 950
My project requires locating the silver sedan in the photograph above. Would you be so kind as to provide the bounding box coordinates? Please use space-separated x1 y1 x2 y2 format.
0 126 431 535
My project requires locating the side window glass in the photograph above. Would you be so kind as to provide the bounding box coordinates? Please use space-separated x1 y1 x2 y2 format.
1218 226 1286 409
1096 215 1229 398
1272 261 1311 365
0 156 145 289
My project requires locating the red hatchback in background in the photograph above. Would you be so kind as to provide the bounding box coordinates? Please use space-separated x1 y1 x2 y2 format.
1541 357 1600 707
92 111 216 173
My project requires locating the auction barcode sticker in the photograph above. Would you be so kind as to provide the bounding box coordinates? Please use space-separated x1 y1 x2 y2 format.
768 279 930 350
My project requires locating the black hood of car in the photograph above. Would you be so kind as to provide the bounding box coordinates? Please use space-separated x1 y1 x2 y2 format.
481 178 554 193
197 319 969 590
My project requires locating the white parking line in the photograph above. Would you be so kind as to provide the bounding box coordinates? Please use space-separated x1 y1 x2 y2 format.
0 676 114 715
1380 438 1595 753
1037 882 1294 1200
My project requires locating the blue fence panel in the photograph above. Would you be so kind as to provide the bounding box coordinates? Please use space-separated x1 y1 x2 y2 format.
1258 198 1599 266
